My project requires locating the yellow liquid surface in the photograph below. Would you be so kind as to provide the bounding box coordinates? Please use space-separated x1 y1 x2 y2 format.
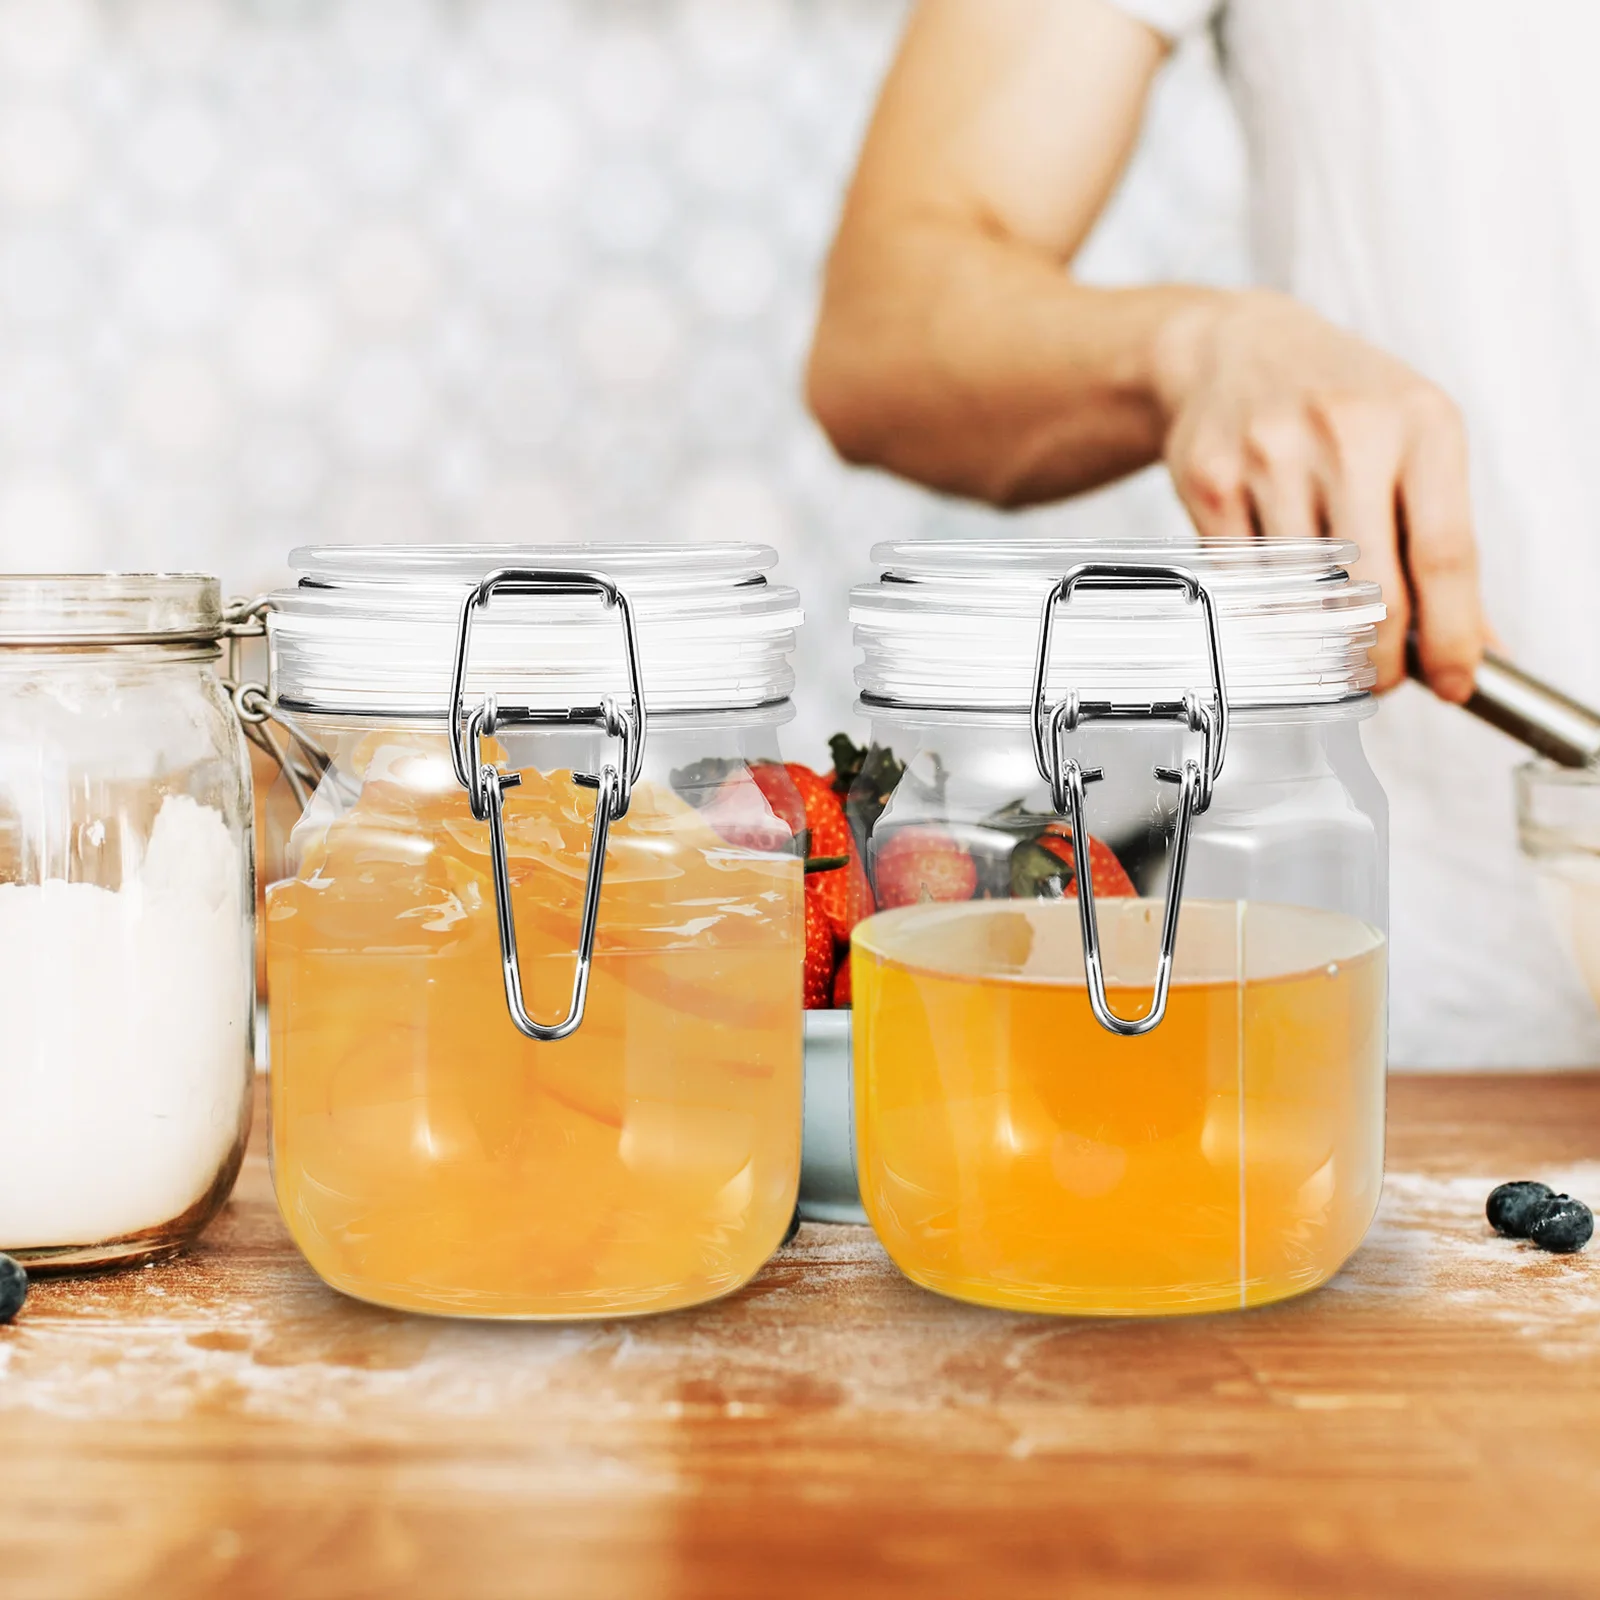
267 736 803 1318
853 899 1386 1316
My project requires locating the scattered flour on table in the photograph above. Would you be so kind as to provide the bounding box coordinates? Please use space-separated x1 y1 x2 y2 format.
0 795 252 1248
1325 1162 1600 1357
0 1225 928 1427
3 1171 1599 1431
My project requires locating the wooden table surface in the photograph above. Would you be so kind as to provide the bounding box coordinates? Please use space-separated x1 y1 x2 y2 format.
3 1074 1600 1600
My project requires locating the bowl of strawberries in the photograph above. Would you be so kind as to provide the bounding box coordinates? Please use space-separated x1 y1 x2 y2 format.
788 734 1141 1224
672 730 1143 1225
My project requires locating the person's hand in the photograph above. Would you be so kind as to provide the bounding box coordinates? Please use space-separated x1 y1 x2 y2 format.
1152 289 1486 701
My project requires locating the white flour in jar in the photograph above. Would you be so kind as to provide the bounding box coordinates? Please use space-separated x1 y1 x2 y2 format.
0 795 251 1249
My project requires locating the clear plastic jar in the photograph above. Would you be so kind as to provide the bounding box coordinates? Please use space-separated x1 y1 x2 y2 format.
847 542 1389 1316
262 545 806 1318
0 576 256 1270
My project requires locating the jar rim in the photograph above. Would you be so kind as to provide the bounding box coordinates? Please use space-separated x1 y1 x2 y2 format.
287 541 779 592
268 542 803 717
0 573 222 645
853 538 1384 712
871 535 1361 576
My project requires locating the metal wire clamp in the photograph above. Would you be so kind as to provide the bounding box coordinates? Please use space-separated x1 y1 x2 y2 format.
221 596 349 810
1030 562 1229 1037
448 569 647 1042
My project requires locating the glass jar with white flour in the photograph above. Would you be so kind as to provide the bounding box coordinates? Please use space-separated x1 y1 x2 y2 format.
0 576 256 1270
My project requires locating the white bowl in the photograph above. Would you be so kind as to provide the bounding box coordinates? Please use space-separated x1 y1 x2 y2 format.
799 1011 866 1224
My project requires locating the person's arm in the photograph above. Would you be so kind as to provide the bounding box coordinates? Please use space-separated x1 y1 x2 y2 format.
807 0 1485 700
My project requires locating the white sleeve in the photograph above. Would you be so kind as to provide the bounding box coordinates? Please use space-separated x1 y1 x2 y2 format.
1104 0 1220 41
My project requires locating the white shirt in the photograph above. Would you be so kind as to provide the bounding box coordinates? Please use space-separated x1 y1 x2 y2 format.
1109 0 1600 1066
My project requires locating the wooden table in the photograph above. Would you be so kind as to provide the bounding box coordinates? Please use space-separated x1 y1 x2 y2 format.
3 1075 1600 1600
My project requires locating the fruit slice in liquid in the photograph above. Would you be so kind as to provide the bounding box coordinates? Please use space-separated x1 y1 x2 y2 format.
267 741 803 1319
852 898 1385 1315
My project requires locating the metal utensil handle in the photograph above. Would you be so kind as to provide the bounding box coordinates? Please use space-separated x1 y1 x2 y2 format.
1416 645 1600 769
449 568 646 1042
1031 562 1228 1036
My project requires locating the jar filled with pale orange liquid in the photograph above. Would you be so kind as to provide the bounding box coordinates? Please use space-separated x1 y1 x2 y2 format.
258 545 806 1318
846 542 1389 1316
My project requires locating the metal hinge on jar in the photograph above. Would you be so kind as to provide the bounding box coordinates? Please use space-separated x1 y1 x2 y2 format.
448 569 647 1043
1030 563 1229 1037
221 596 341 811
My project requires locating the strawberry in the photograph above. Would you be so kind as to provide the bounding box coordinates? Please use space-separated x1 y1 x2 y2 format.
786 764 850 855
1010 827 1136 901
874 827 978 910
702 762 806 854
832 954 852 1009
804 890 835 1010
751 762 807 841
815 852 873 944
787 763 874 942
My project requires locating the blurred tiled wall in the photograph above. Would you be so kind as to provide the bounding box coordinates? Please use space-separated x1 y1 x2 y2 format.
0 0 1245 753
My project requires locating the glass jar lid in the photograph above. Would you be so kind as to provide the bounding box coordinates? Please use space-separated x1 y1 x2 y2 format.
852 539 1385 712
268 543 803 717
0 574 222 646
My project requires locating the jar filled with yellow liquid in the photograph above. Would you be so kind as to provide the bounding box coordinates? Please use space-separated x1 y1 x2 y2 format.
846 542 1388 1316
258 545 805 1318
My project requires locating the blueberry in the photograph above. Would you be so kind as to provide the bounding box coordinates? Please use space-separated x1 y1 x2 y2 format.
0 1254 26 1324
1487 1180 1555 1238
1527 1195 1594 1255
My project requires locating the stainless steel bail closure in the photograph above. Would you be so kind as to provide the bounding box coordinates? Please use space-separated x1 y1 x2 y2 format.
1030 562 1229 1037
222 596 345 809
448 568 647 1043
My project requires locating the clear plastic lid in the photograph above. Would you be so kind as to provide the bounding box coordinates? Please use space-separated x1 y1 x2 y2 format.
852 539 1384 712
269 543 803 717
0 574 222 646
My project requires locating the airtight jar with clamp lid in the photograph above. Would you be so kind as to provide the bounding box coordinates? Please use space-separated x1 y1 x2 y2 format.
847 541 1389 1316
258 545 807 1319
0 575 256 1271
